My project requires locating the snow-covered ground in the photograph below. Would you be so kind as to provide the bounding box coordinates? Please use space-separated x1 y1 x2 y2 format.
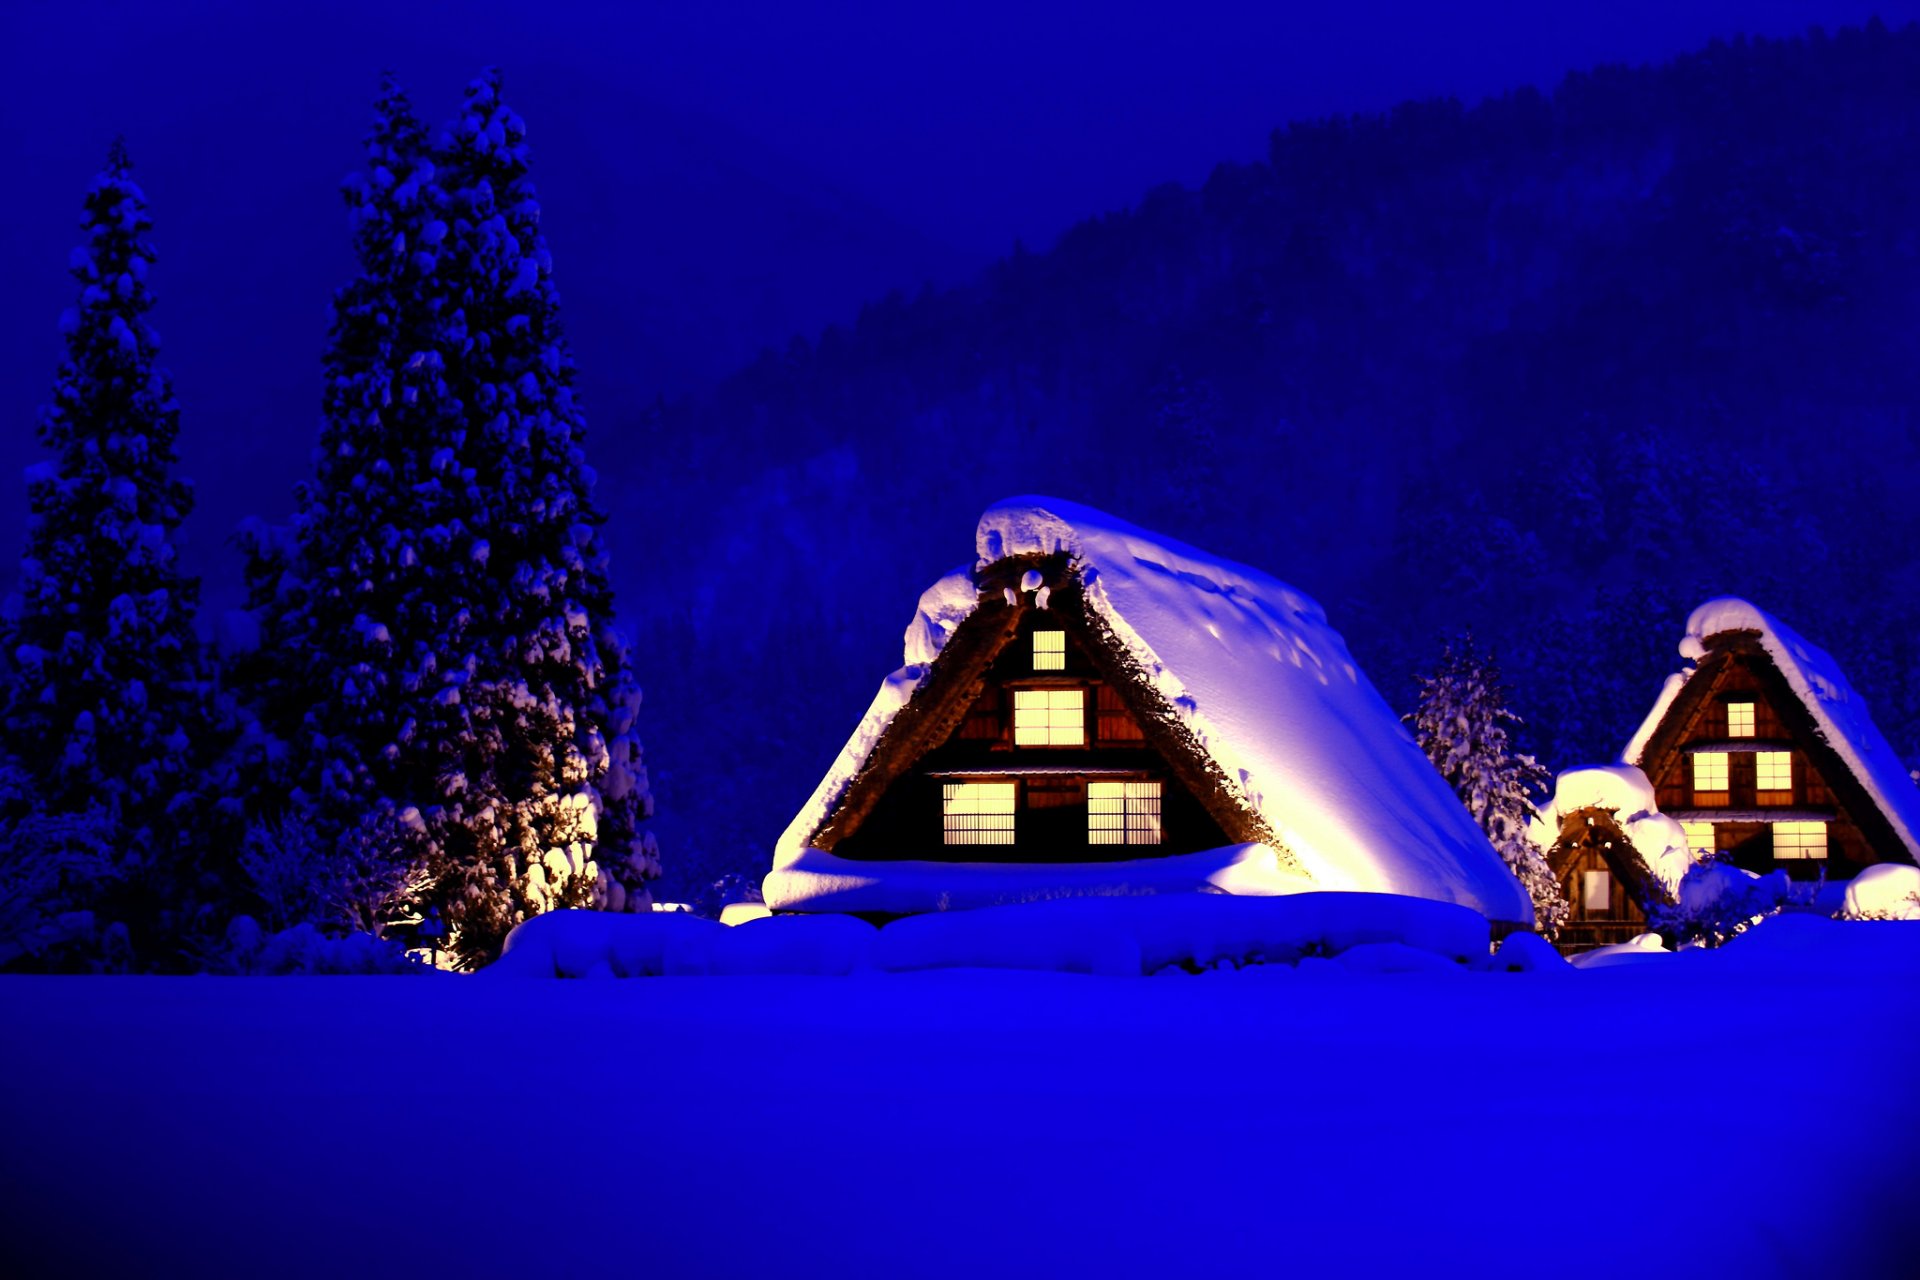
4 925 1918 1278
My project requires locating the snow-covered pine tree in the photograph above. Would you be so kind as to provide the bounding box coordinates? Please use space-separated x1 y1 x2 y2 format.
415 69 657 961
1409 634 1569 938
0 142 211 957
245 73 656 965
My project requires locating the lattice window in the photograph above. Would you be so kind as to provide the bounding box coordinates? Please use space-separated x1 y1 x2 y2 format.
1726 701 1755 738
1088 780 1162 845
1013 688 1085 746
1773 821 1828 860
1756 751 1793 794
1032 630 1066 671
1681 821 1716 857
1692 752 1729 797
943 782 1016 845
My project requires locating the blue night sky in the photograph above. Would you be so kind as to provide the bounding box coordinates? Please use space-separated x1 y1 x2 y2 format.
2 1 1914 604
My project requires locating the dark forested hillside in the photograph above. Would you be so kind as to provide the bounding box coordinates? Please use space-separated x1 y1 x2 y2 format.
605 21 1920 899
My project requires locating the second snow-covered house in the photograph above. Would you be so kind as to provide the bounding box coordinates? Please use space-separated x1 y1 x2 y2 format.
763 497 1532 926
1623 597 1920 883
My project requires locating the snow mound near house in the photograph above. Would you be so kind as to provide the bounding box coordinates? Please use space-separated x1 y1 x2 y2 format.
1528 763 1703 897
772 496 1531 925
1624 596 1920 861
1839 863 1920 921
762 843 1308 916
874 892 1491 977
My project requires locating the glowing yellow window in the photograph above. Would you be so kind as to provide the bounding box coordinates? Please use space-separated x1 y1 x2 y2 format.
1692 752 1729 795
1013 689 1084 746
1088 780 1162 845
1681 821 1716 857
1756 751 1792 794
1773 821 1827 860
1726 701 1755 738
1032 630 1066 671
943 782 1016 845
1582 871 1611 912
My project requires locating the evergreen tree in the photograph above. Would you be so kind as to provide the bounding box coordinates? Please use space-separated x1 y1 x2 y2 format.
0 142 211 959
1409 635 1569 937
244 73 656 965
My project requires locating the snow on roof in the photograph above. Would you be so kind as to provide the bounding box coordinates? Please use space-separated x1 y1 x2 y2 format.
1623 596 1920 862
772 496 1532 924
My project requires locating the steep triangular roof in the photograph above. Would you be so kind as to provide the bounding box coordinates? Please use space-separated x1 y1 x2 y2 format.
1623 597 1920 863
770 496 1532 924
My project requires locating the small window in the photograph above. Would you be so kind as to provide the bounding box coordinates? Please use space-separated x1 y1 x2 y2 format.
1013 688 1085 746
943 782 1016 845
1088 780 1162 845
1726 701 1755 738
1582 870 1611 912
1032 630 1066 671
1681 821 1716 857
1773 821 1828 860
1692 752 1729 795
1756 751 1792 794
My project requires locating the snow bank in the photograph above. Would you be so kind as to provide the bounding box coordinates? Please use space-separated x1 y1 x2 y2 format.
1528 763 1701 897
1490 930 1573 972
763 843 1309 917
1567 932 1672 969
773 497 1530 925
1625 597 1920 862
491 910 881 978
873 892 1491 977
1839 863 1920 921
489 894 1489 978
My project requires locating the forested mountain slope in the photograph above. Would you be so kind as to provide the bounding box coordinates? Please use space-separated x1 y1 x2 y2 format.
604 22 1920 897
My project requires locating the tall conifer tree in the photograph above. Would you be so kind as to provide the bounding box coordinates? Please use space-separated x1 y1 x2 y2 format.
1 143 207 952
246 74 656 963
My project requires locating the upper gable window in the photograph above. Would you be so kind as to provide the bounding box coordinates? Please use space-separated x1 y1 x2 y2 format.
1013 689 1085 746
1726 701 1755 738
1692 752 1729 796
1032 630 1066 671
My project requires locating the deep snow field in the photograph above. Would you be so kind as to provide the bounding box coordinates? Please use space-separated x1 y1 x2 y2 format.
4 923 1919 1279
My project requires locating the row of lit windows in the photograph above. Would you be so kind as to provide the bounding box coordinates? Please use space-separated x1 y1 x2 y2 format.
1678 818 1828 859
1691 751 1792 793
942 780 1163 846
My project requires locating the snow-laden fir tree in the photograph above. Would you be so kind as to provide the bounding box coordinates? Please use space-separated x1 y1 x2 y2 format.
243 74 656 964
1409 635 1569 937
0 142 212 958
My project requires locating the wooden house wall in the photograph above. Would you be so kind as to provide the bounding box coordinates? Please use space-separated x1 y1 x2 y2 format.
833 611 1230 862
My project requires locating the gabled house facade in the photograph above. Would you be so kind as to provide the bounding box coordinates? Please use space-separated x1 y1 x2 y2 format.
1623 598 1920 883
764 496 1533 926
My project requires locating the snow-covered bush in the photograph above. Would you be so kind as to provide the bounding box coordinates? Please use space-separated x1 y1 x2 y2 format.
204 916 422 976
1649 859 1808 947
1838 864 1920 921
1410 635 1567 936
0 804 125 971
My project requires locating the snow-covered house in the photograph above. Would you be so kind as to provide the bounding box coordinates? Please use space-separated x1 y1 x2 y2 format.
763 497 1533 927
1623 597 1920 884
